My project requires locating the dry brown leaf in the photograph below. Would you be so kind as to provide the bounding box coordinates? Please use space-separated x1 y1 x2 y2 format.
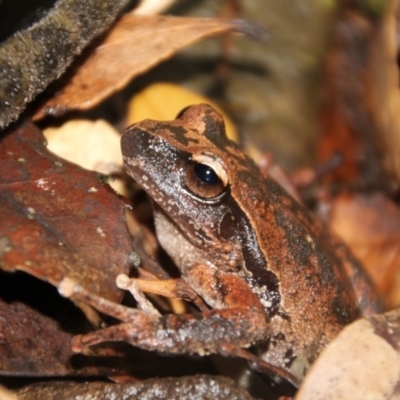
317 10 383 186
0 293 81 376
0 273 164 378
33 14 258 120
296 308 400 400
0 121 132 301
366 0 400 184
324 193 400 308
127 82 238 142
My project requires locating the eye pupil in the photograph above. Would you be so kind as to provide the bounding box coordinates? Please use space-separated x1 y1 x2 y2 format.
194 163 220 185
185 158 227 199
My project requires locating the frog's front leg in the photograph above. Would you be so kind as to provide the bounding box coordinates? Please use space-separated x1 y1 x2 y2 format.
59 265 268 355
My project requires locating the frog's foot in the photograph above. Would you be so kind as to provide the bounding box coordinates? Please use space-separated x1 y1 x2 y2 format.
58 274 268 357
71 320 157 354
58 277 143 322
116 274 208 311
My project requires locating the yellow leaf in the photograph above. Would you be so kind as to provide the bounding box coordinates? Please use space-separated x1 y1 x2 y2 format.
127 82 238 142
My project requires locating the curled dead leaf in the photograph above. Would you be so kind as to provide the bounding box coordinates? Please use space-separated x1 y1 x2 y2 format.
33 13 266 120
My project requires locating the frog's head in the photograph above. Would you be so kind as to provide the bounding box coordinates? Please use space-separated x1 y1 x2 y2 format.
122 104 280 315
122 104 254 272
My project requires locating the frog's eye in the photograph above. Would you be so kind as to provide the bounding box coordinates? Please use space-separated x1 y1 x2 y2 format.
194 163 220 185
185 154 228 199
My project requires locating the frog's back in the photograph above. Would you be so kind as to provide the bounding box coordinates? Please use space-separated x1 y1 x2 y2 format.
179 104 361 377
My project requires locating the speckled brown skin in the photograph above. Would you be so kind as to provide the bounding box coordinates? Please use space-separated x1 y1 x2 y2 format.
71 104 361 382
71 265 268 356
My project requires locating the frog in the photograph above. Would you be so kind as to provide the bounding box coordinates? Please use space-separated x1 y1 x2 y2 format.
59 104 371 385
